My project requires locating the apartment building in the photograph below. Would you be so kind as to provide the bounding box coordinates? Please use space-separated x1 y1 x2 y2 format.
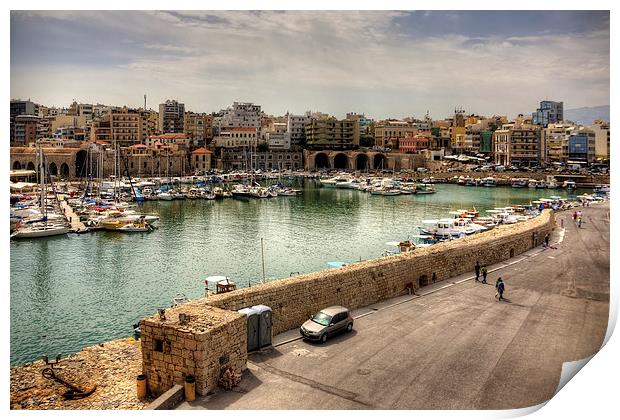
287 113 309 147
158 99 185 133
13 115 40 145
494 123 541 166
110 108 143 147
590 120 610 161
217 102 262 131
214 127 259 148
305 115 359 150
568 129 596 164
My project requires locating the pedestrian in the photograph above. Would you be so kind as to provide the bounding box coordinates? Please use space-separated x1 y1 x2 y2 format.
573 211 577 222
544 233 550 248
495 277 505 301
474 261 481 282
481 265 488 284
578 217 582 228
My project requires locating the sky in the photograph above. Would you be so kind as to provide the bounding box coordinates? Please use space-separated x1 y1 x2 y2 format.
10 10 610 120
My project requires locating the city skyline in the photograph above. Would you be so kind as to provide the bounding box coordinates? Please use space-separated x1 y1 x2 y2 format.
11 10 610 119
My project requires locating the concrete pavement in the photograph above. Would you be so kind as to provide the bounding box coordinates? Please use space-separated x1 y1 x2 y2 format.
179 203 610 410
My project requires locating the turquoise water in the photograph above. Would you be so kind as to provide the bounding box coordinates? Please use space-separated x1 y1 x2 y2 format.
10 181 585 365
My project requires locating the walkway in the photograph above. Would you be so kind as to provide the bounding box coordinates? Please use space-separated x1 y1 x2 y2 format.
59 195 88 233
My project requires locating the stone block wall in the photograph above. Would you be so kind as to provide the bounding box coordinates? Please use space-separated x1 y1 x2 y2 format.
205 210 555 335
140 303 246 397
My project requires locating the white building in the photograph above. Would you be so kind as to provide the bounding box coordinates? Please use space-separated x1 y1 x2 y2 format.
217 102 262 131
287 113 309 146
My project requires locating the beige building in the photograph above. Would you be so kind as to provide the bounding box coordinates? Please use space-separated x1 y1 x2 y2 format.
305 115 359 149
543 123 576 163
190 147 213 173
374 121 411 149
184 112 213 147
214 127 259 148
494 122 541 166
109 108 143 147
590 120 610 161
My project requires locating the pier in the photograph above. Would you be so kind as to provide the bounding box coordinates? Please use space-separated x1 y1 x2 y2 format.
59 196 88 233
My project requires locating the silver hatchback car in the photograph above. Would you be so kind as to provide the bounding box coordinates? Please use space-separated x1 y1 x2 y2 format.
300 306 354 343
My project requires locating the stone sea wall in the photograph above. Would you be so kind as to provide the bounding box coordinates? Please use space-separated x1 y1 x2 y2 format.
206 209 555 335
141 210 555 397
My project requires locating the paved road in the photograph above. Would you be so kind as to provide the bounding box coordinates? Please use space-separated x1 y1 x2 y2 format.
180 203 610 410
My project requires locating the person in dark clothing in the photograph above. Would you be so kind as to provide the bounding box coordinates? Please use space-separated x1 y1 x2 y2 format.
481 265 488 284
544 233 550 248
496 278 505 301
474 261 481 282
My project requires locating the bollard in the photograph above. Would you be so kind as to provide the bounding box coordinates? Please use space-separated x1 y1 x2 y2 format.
184 375 196 401
136 374 147 399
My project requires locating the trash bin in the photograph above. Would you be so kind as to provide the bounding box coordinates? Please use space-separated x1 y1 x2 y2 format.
184 375 196 401
238 307 260 352
251 305 273 348
136 374 147 399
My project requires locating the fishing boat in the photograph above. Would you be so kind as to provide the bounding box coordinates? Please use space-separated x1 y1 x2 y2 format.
370 187 401 196
158 191 173 201
204 275 237 296
528 179 538 188
511 178 528 188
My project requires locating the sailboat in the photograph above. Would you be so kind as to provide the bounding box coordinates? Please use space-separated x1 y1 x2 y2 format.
11 142 71 239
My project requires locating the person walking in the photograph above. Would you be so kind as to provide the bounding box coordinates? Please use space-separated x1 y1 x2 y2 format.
544 233 550 248
578 216 582 228
481 265 488 284
474 261 481 282
573 211 577 222
496 277 505 301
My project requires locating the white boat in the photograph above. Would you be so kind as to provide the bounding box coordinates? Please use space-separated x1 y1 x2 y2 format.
418 219 460 238
158 191 173 201
117 222 152 232
320 174 350 188
528 179 538 188
481 177 496 187
11 223 70 239
172 293 190 307
511 178 528 188
563 180 577 190
546 176 559 189
370 187 401 196
593 184 610 194
415 183 436 194
535 180 547 189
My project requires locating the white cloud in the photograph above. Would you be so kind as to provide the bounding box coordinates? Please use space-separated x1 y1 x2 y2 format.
11 11 610 119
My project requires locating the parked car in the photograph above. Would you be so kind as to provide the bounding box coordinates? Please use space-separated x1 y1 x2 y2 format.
300 306 354 343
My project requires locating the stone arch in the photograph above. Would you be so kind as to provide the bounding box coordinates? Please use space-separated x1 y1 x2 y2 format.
48 162 58 176
60 163 70 178
314 152 329 169
75 150 88 178
13 161 22 170
26 161 36 170
355 153 369 171
333 153 348 169
374 154 387 171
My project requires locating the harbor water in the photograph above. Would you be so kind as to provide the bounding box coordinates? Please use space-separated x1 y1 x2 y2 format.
10 181 585 365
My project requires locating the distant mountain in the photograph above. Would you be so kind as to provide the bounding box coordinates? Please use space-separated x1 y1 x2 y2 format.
564 105 609 125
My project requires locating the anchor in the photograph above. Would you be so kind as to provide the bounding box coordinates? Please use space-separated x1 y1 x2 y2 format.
41 354 97 400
